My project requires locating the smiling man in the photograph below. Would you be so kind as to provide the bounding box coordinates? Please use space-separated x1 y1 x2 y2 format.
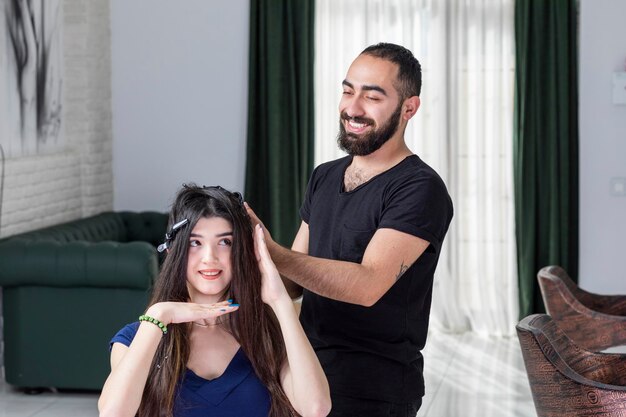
248 43 453 417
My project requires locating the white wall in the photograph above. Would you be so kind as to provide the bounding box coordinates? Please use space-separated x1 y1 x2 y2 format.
0 0 113 239
111 0 249 212
579 0 626 292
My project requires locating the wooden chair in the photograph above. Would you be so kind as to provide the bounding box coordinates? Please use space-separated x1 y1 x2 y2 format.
517 314 626 417
538 265 626 351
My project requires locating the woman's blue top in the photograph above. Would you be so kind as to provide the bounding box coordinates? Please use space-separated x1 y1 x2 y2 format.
110 322 271 417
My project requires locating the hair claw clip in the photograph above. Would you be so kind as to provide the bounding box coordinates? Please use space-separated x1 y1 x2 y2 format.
157 218 189 253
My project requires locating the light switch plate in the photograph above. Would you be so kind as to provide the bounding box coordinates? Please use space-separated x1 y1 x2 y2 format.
613 72 626 105
610 177 626 196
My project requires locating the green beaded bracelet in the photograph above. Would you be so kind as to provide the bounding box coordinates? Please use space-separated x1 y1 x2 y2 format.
139 314 168 335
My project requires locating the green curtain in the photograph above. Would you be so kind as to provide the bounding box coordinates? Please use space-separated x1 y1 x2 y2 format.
244 0 315 247
514 0 579 319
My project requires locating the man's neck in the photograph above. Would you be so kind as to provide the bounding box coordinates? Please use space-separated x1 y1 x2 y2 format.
351 136 412 172
344 137 412 191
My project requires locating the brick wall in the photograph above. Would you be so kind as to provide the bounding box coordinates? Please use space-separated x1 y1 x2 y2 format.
0 0 113 378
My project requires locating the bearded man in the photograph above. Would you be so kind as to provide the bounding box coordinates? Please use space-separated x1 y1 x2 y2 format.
248 43 453 417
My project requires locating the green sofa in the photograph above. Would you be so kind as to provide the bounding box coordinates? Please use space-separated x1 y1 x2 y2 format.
0 211 168 390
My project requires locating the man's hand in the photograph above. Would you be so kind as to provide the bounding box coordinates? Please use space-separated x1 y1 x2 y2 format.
253 223 290 308
245 202 304 299
245 202 276 246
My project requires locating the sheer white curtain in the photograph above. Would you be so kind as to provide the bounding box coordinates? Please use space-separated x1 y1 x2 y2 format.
315 0 518 335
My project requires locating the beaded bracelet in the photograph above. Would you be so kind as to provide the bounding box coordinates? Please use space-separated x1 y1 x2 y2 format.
139 314 168 335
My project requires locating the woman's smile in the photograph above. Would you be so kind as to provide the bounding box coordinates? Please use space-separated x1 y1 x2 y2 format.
199 269 222 280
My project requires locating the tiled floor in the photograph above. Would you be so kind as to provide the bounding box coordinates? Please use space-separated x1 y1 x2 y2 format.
417 331 535 417
0 383 98 417
0 331 536 417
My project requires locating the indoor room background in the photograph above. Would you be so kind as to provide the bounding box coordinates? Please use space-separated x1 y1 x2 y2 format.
0 0 625 401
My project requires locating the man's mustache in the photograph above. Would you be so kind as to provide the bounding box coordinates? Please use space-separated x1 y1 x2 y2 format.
340 112 375 126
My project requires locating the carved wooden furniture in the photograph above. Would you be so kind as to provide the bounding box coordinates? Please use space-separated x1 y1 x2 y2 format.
538 265 626 351
517 314 626 417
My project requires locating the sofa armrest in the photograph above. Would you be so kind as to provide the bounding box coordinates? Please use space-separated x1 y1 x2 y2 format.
0 241 157 289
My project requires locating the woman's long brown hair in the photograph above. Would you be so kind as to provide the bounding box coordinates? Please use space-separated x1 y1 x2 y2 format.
138 184 297 417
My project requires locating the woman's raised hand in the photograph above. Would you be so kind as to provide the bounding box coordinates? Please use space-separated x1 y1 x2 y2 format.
144 300 239 326
254 224 289 307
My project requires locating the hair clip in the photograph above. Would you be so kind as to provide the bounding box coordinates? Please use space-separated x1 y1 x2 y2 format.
198 185 244 207
157 218 189 253
231 191 244 206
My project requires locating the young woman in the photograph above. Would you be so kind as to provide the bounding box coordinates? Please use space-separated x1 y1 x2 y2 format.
98 184 330 417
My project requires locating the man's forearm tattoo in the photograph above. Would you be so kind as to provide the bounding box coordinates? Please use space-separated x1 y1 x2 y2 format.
395 261 410 282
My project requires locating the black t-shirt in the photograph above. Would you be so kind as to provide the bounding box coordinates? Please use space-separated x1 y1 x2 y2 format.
299 155 453 402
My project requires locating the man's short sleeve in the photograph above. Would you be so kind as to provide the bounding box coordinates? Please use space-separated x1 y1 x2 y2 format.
300 165 321 224
379 174 453 252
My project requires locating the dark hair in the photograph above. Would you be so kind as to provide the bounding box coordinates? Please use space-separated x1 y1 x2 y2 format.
139 184 296 417
361 42 422 99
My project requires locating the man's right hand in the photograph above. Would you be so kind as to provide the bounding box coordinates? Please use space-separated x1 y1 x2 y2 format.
244 202 304 300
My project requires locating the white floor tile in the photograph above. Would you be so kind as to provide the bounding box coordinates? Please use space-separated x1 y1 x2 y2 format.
30 401 98 417
0 383 98 417
0 401 51 417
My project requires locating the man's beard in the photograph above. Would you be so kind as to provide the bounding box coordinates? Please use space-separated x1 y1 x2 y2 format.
336 103 403 156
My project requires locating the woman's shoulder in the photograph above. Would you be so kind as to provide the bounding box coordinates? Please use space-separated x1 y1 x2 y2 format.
109 321 140 350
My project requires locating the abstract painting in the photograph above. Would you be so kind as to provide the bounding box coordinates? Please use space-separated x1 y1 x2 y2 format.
0 0 63 158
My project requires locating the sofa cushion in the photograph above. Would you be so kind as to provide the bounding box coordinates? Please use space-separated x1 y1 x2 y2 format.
0 241 156 289
0 211 168 289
